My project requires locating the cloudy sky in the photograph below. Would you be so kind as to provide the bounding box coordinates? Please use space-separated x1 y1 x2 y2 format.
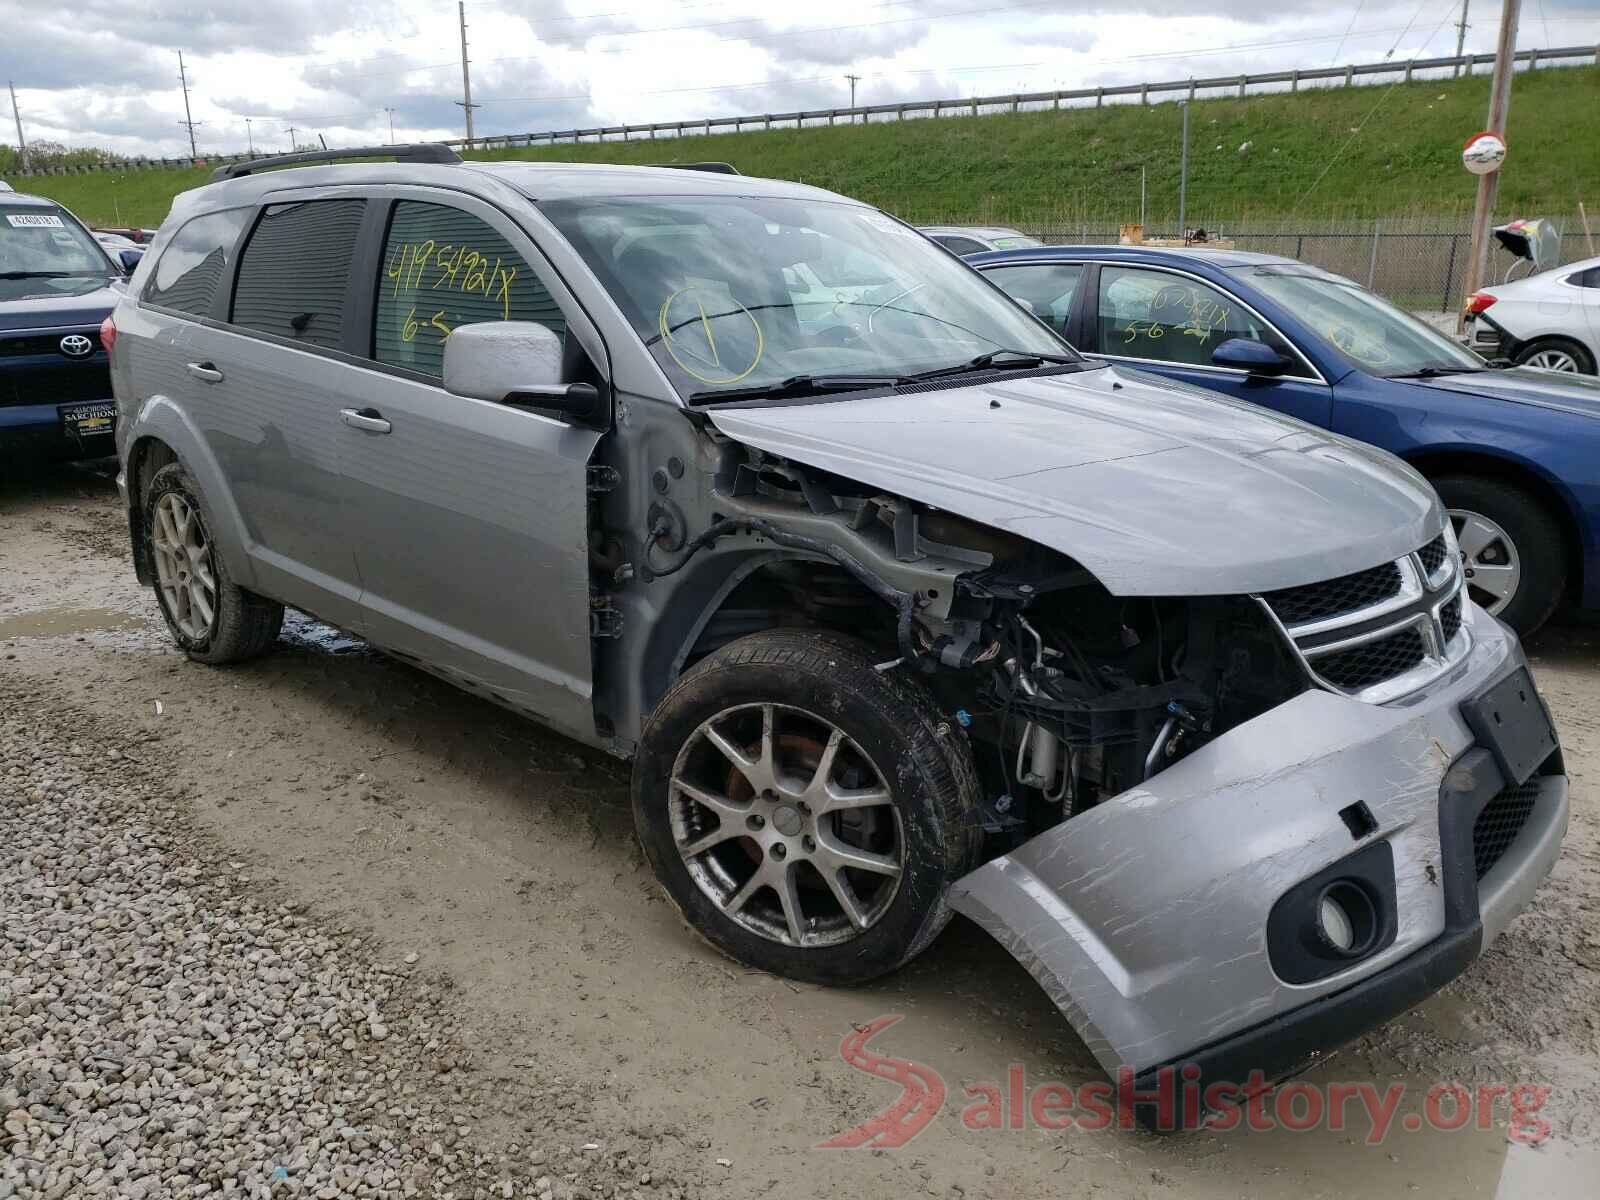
4 0 1599 158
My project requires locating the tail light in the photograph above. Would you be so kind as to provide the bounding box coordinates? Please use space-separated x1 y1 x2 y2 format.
1466 292 1497 315
99 313 117 356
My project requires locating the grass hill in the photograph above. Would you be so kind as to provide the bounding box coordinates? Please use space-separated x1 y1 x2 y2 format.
9 64 1599 230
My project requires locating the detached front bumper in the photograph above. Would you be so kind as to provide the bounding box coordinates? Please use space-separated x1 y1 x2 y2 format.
949 612 1567 1105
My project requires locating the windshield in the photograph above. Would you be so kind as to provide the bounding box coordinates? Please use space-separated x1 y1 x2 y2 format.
1 204 114 302
1236 264 1483 376
990 235 1043 250
540 195 1076 400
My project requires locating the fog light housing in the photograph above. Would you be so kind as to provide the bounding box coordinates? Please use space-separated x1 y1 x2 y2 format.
1314 881 1379 957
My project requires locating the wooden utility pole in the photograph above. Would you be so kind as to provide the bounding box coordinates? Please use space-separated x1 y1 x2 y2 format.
1460 0 1520 319
8 81 29 174
845 73 861 122
1454 0 1472 76
177 52 201 160
456 1 479 149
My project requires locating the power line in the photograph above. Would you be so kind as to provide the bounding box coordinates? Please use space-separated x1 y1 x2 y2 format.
1329 0 1368 66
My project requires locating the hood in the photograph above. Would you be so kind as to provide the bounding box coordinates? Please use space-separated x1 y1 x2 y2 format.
0 279 124 332
1412 364 1600 418
706 365 1443 597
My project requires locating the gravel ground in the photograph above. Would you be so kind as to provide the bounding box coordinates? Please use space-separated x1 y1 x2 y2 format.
0 686 693 1200
3 461 1599 1199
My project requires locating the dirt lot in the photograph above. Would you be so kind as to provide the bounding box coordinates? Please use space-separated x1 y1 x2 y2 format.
4 460 1599 1198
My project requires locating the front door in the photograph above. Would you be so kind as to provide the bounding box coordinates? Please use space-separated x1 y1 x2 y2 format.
336 193 603 742
1088 264 1334 427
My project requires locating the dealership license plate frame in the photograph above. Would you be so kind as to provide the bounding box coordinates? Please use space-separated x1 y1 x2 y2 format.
1460 665 1559 786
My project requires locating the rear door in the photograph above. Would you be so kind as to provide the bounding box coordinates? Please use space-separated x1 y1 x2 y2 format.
334 190 605 742
979 260 1087 340
1086 264 1333 427
180 195 370 628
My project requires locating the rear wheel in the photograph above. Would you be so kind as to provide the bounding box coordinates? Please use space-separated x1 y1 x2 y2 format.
632 630 984 985
143 462 283 663
1431 474 1566 637
1513 337 1596 375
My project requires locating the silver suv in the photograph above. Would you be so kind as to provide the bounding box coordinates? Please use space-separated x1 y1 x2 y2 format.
109 146 1567 1126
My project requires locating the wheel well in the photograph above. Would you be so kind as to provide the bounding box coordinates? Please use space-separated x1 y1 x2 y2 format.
1405 449 1582 599
681 559 901 673
126 438 178 585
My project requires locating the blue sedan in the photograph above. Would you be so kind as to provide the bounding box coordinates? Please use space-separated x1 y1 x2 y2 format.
971 244 1600 636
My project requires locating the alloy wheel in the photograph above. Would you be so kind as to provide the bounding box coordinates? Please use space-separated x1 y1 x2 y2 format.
1449 507 1522 617
150 492 218 640
1523 348 1580 372
669 703 904 948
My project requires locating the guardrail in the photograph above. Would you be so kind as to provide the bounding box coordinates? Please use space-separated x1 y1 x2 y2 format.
11 44 1600 175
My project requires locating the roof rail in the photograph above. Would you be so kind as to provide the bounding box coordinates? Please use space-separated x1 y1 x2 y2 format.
211 143 463 182
650 162 740 175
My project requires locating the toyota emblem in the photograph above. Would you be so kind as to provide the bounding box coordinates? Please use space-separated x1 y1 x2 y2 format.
59 334 94 358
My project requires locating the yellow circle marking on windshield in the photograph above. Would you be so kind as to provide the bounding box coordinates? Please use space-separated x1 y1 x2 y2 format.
658 287 764 384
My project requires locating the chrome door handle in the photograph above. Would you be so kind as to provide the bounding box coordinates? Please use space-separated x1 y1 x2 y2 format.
185 361 224 383
340 407 392 434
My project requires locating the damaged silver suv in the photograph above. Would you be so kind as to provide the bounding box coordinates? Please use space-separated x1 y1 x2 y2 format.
108 146 1568 1122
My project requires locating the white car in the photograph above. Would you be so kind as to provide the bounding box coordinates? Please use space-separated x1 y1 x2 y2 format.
918 224 1042 256
1466 255 1600 374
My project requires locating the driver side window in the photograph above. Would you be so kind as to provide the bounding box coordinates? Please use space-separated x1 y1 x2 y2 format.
1097 266 1276 369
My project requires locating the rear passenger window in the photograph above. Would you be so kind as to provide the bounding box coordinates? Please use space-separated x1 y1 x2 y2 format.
144 208 251 317
374 202 564 379
231 200 365 349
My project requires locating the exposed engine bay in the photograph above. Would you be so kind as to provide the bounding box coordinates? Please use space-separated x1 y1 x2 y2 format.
607 438 1311 848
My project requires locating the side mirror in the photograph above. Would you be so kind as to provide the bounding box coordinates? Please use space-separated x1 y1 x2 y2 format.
1212 337 1289 376
117 248 145 273
442 321 603 424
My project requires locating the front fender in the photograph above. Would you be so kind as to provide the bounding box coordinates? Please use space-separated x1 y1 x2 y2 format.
122 394 259 592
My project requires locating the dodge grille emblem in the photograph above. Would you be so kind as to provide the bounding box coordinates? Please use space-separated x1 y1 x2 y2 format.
59 334 94 358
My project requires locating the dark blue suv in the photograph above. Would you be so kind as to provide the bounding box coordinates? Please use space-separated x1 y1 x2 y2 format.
973 244 1600 636
1 184 137 462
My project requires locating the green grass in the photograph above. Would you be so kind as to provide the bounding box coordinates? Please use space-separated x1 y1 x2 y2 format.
9 65 1599 229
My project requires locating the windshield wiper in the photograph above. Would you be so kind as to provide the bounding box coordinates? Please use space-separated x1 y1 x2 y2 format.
900 348 1081 381
1385 365 1492 379
689 373 907 404
0 270 76 280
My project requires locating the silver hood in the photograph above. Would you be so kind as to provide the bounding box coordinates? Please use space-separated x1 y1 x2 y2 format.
707 364 1444 596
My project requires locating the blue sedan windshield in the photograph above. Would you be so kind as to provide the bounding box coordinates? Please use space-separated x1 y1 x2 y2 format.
1235 265 1483 377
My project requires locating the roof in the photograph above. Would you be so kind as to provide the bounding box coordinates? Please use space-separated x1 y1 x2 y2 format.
918 225 1029 240
0 189 64 209
168 158 851 225
968 243 1301 269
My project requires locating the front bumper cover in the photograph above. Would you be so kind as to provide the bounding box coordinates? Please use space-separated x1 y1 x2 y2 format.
948 612 1568 1098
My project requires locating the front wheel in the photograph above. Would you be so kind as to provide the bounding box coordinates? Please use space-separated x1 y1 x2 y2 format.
632 630 984 985
1431 474 1566 637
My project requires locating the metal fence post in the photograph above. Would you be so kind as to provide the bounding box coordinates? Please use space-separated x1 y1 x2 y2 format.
1368 220 1381 289
1237 74 1246 97
1442 233 1461 311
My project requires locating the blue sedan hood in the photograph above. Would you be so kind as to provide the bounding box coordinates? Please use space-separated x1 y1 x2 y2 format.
708 364 1444 596
0 279 124 331
1411 365 1600 417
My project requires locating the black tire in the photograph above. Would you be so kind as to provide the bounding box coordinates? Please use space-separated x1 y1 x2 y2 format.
1431 474 1566 637
1512 336 1596 375
632 630 985 985
142 461 283 664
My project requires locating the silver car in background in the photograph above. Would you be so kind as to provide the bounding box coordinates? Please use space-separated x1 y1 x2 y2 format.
107 146 1567 1128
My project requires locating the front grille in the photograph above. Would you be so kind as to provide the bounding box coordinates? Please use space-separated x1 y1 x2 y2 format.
1311 627 1428 691
1418 534 1449 577
0 331 103 359
1473 780 1540 879
1264 560 1403 626
1440 594 1462 643
0 366 112 408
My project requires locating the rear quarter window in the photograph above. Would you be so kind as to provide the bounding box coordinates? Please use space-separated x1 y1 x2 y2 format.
231 200 366 349
143 208 252 317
